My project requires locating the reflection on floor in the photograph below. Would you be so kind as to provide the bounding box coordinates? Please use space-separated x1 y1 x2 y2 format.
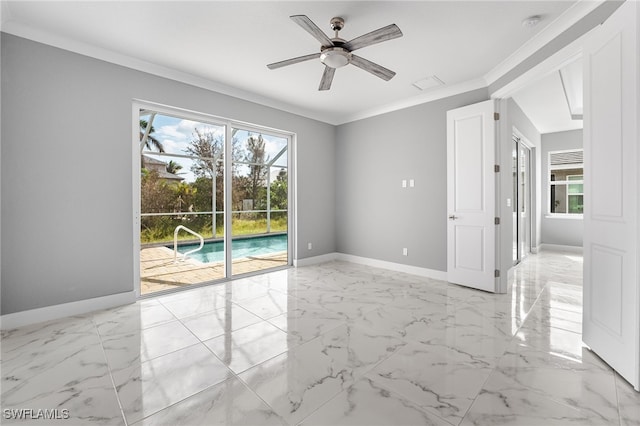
2 250 639 425
140 246 287 294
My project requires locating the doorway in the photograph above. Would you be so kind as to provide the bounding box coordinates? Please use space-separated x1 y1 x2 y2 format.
512 131 531 265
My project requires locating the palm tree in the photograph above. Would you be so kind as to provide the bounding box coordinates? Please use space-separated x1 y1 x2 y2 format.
165 160 183 175
140 119 164 152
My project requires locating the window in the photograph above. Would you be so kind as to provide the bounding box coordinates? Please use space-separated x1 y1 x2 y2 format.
549 149 583 215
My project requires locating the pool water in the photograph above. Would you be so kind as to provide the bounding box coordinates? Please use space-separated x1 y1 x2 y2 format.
173 234 288 263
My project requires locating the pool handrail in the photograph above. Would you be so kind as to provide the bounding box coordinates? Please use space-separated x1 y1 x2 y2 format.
173 225 204 263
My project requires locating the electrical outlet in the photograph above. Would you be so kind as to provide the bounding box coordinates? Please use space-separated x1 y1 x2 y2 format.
308 242 312 250
402 247 408 256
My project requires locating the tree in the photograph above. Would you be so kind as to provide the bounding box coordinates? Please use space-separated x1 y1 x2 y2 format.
165 160 183 175
244 134 269 207
186 128 234 233
185 128 223 179
172 182 196 213
140 170 174 213
270 168 288 210
140 119 164 152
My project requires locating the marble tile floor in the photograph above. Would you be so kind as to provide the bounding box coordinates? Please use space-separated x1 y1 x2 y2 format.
2 250 639 425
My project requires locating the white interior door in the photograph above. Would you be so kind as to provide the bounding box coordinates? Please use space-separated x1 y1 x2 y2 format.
583 0 639 390
447 100 497 292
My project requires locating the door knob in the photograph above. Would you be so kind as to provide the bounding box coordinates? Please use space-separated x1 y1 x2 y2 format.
449 215 458 220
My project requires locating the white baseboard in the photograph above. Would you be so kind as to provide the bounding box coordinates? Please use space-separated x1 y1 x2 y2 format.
293 253 338 267
0 291 136 330
335 253 448 281
540 243 583 253
3 252 447 330
294 252 447 281
531 245 541 254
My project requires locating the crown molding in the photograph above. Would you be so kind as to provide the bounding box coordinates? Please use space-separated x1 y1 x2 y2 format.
336 78 488 125
2 0 597 127
484 0 603 86
1 20 339 125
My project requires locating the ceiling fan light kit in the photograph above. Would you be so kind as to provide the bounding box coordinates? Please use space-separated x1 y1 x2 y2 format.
267 15 403 91
320 47 352 68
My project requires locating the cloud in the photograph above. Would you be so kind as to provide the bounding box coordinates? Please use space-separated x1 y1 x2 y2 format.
153 118 224 156
148 114 287 168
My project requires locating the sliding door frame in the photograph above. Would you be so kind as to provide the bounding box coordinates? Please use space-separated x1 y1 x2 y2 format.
132 100 295 297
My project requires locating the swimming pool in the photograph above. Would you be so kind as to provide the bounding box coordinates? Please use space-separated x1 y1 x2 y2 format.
173 234 288 263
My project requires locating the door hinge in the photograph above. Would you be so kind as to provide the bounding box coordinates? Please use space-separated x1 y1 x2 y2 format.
494 112 500 120
494 269 501 278
494 164 500 173
494 217 500 225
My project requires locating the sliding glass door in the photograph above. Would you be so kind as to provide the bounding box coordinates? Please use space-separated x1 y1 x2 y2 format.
230 128 289 276
137 109 291 295
512 134 531 265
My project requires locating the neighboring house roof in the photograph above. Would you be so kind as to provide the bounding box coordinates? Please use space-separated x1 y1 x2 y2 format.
142 155 167 166
142 155 184 181
155 171 184 181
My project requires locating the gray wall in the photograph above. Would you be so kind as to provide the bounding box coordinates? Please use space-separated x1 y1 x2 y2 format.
1 33 336 315
541 129 583 247
335 88 489 272
498 99 541 282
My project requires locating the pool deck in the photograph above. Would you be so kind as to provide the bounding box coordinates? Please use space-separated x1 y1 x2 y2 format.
140 246 288 295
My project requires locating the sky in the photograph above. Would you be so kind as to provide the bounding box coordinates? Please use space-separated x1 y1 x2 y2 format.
141 112 288 183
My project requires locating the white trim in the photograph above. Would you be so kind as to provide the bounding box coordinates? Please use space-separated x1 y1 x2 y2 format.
132 103 142 298
531 245 541 254
513 127 534 149
2 2 606 127
293 253 338 267
0 292 136 330
5 19 483 125
294 252 448 282
336 253 448 282
338 78 487 125
540 243 583 253
484 0 604 86
545 214 584 220
2 21 337 125
287 133 296 270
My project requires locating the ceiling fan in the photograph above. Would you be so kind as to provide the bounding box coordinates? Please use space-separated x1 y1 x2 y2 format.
267 15 403 91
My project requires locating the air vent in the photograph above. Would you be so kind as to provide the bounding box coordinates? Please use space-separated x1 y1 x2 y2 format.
550 150 583 166
412 76 444 91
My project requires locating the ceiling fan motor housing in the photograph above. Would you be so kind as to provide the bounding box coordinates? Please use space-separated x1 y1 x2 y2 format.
320 46 352 68
266 14 402 90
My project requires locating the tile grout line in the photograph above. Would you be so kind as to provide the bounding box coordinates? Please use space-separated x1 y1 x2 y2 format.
92 317 129 426
612 372 624 426
458 257 551 425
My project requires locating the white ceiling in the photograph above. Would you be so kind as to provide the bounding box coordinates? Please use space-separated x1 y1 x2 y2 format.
512 66 583 134
1 1 599 126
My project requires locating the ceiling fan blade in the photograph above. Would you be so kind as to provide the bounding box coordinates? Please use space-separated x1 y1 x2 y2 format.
343 23 403 51
291 15 334 48
267 53 321 70
318 66 336 91
350 55 396 81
